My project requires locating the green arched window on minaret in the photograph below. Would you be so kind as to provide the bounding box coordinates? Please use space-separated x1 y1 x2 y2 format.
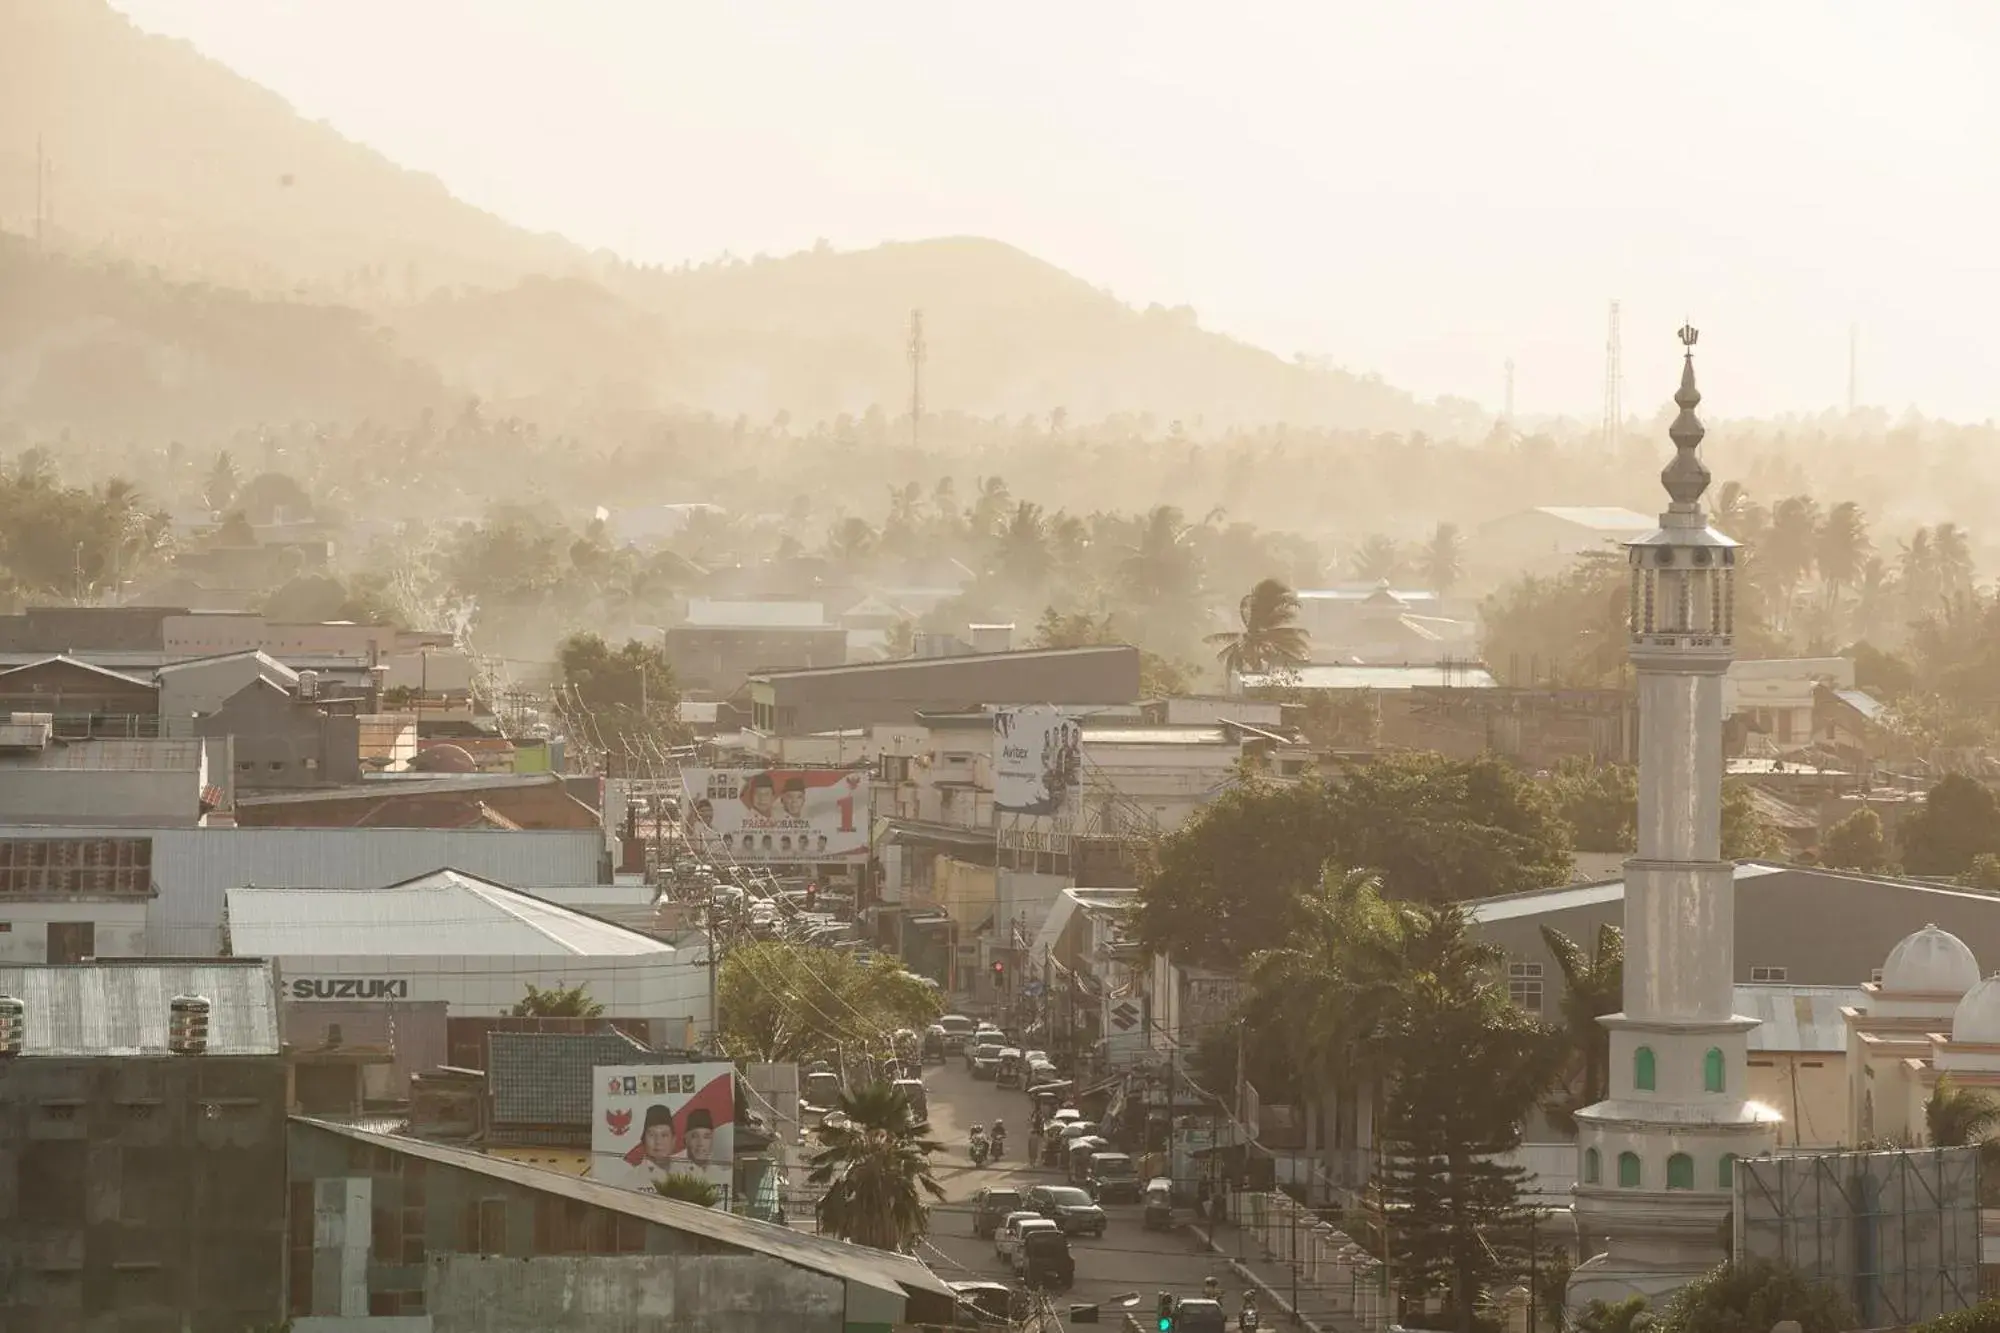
1634 1046 1657 1091
1583 1148 1601 1184
1666 1153 1695 1189
1704 1047 1726 1093
1617 1152 1641 1188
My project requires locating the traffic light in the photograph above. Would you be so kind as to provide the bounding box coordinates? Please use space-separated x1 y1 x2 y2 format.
992 959 1006 984
1156 1291 1175 1330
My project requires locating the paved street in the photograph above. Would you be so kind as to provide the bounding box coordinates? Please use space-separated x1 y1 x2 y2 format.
916 1059 1246 1315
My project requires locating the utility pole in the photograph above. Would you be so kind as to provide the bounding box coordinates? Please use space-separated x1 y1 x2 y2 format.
1602 300 1623 452
1847 322 1859 414
907 309 926 450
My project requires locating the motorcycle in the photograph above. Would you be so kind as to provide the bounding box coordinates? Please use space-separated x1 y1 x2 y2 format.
1241 1294 1261 1331
990 1127 1006 1161
969 1128 990 1167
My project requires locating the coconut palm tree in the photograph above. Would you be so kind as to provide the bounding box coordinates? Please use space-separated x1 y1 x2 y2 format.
1420 523 1465 595
1119 505 1201 616
1206 578 1311 680
1933 522 1975 597
1349 533 1403 584
1540 923 1624 1131
1815 500 1872 611
653 1174 722 1208
1925 1075 2000 1147
807 1082 945 1251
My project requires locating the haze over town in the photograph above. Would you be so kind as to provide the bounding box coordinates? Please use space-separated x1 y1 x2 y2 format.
9 5 2000 1332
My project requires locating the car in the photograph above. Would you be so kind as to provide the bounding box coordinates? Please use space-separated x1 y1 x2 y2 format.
939 1014 976 1053
1167 1297 1228 1332
995 1047 1024 1089
971 1186 1026 1239
891 1077 929 1122
1026 1183 1107 1238
1008 1219 1062 1275
995 1211 1055 1263
967 1041 1004 1079
1086 1151 1140 1203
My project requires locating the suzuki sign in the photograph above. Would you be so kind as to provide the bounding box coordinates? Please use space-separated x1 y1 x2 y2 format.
288 978 412 1001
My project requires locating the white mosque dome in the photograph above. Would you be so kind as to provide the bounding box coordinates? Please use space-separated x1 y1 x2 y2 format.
1951 974 2000 1044
1883 923 1981 997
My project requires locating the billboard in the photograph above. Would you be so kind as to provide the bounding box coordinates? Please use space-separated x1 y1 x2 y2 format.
591 1062 736 1196
682 768 870 861
993 706 1082 816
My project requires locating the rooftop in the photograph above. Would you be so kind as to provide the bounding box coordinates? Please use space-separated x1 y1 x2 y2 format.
683 599 827 629
1531 506 1657 531
1736 983 1865 1054
1466 861 2000 924
153 648 300 685
235 773 567 805
0 654 158 689
225 869 676 957
292 1117 952 1302
751 643 1135 683
0 959 281 1056
1080 726 1233 746
1238 663 1498 691
488 1029 674 1126
8 738 208 771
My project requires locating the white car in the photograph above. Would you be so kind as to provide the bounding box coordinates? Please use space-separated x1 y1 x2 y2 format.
1009 1219 1061 1274
994 1211 1048 1262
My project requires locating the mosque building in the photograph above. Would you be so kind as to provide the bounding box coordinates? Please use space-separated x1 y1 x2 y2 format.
1845 922 2000 1145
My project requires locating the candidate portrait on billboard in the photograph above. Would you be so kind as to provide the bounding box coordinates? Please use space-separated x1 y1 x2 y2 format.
682 768 869 860
592 1064 736 1196
992 707 1082 815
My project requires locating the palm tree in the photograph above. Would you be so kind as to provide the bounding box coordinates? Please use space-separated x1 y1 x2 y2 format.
1420 523 1464 595
511 982 604 1017
653 1174 722 1208
1900 527 1941 618
1349 534 1403 584
995 501 1050 588
824 516 877 567
807 1082 945 1251
204 450 240 517
1763 496 1822 629
1206 578 1311 680
1119 505 1201 615
1925 1075 2000 1147
1815 501 1871 610
1540 923 1624 1131
1933 522 1975 596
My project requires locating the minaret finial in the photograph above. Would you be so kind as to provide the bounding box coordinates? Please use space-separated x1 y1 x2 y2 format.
1661 324 1709 509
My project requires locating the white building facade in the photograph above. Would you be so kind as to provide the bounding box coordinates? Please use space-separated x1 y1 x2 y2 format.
1569 330 1781 1309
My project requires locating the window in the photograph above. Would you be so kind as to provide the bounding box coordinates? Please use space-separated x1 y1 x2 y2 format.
1583 1148 1601 1184
47 921 95 965
1667 1153 1694 1189
1703 1047 1726 1093
1634 1046 1656 1091
1617 1152 1641 1188
1718 1154 1737 1188
1750 965 1788 982
1508 961 1544 1014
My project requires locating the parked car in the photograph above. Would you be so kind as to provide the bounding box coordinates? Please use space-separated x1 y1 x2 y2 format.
1026 1184 1107 1238
998 1213 1059 1264
1085 1151 1140 1204
939 1014 976 1053
1009 1219 1063 1275
891 1077 929 1123
971 1186 1026 1239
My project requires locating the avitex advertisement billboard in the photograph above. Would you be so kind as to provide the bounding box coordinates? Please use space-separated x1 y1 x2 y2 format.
992 706 1082 816
590 1062 736 1197
681 767 870 860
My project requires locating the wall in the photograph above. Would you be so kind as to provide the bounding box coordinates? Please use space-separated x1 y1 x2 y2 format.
0 826 608 957
665 626 849 694
198 680 364 789
763 647 1141 734
930 857 995 932
425 1253 843 1333
0 898 149 963
0 1055 288 1330
1748 1050 1849 1149
0 765 202 826
279 954 709 1037
237 779 600 831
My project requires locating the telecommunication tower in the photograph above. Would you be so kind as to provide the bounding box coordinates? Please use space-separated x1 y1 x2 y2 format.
1603 300 1623 451
907 309 927 450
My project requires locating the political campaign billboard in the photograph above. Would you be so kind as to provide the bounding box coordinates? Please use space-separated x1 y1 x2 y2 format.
681 767 870 861
590 1062 736 1197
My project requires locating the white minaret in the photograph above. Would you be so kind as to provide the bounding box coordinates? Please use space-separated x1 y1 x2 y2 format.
1567 325 1782 1308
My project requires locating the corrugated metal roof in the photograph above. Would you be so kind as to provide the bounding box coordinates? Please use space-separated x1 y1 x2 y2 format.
154 649 300 685
238 773 564 806
488 1030 667 1125
1081 727 1231 746
0 959 280 1055
0 654 158 688
291 1117 953 1301
227 869 674 957
1238 664 1499 691
1466 863 1790 922
1533 506 1657 531
24 739 206 771
1737 983 1864 1053
683 599 827 629
1835 689 1889 722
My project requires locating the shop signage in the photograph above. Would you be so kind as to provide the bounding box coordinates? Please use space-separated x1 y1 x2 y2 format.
288 978 411 1000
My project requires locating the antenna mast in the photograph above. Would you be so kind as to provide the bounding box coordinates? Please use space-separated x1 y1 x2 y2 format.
1602 300 1623 451
907 308 926 450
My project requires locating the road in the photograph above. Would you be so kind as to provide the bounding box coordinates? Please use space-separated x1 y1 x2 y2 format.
916 1057 1244 1316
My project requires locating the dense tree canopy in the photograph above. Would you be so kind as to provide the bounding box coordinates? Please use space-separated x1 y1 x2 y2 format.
718 943 942 1065
1901 775 2000 878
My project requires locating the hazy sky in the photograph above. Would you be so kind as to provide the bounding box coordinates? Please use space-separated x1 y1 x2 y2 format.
114 1 2000 422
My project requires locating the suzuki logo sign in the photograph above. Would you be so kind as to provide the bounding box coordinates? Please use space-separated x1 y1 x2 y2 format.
289 978 411 1000
1109 1002 1140 1032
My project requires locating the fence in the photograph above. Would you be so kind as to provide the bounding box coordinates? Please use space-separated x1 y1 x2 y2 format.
1235 1187 1391 1332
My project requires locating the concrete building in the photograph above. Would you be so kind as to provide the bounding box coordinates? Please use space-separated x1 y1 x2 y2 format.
0 833 155 964
225 869 712 1040
666 600 848 693
1842 923 1994 1148
1724 657 1858 753
1292 583 1479 664
748 645 1140 735
0 731 224 827
0 824 608 957
0 959 288 1330
196 677 367 791
1566 333 1779 1308
234 772 602 831
0 655 160 737
285 1117 955 1330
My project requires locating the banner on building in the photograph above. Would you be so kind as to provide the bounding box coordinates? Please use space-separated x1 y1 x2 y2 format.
992 706 1082 816
681 768 871 861
590 1063 736 1195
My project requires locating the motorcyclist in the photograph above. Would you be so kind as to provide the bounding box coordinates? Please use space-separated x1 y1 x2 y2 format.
1241 1290 1260 1330
1203 1275 1222 1301
969 1123 989 1165
990 1118 1006 1159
